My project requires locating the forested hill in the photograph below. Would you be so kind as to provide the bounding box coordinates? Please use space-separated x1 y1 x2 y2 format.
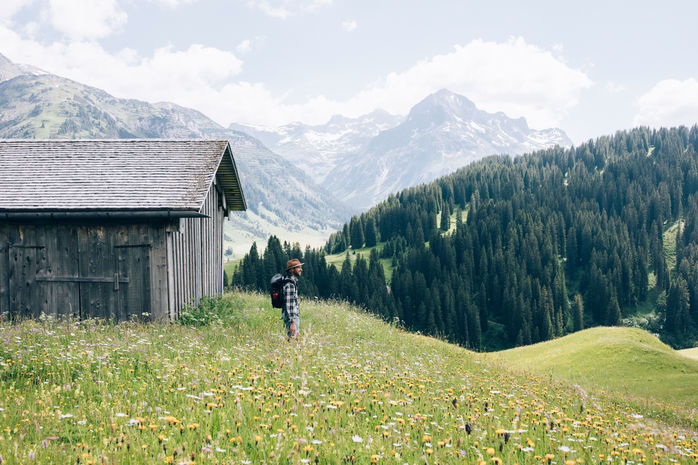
232 126 698 350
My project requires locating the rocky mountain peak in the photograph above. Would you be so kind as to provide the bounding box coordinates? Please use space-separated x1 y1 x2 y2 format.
407 89 477 124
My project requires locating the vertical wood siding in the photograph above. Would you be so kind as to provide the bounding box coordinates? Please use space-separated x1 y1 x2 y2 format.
0 224 10 319
0 222 168 321
167 180 226 319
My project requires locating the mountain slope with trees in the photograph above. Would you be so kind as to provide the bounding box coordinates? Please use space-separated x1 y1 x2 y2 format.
232 126 698 350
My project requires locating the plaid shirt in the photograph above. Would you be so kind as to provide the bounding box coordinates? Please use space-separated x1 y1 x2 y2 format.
282 277 299 317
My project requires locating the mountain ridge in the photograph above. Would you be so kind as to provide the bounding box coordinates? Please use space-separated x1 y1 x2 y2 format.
324 89 571 209
234 88 572 211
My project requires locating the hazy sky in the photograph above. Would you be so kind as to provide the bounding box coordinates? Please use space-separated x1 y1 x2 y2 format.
1 0 697 143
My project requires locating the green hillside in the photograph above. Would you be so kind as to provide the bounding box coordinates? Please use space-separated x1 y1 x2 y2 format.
235 127 698 352
680 347 698 361
1 293 696 464
325 243 396 282
484 327 698 413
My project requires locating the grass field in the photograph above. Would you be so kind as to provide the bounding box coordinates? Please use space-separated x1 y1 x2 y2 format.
1 293 696 464
663 220 684 277
324 244 396 282
224 257 242 281
483 327 698 426
679 347 698 361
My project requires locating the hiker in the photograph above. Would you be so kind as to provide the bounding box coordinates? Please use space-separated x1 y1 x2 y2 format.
282 258 303 341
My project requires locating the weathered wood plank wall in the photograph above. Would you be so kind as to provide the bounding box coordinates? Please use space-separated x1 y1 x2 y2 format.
0 222 169 321
166 180 225 319
0 224 10 319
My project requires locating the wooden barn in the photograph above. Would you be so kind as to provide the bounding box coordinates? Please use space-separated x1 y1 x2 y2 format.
0 140 246 321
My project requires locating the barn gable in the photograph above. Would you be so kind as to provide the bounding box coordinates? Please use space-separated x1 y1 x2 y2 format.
0 140 246 321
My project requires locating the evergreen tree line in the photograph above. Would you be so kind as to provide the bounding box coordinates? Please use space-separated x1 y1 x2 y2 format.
232 126 698 349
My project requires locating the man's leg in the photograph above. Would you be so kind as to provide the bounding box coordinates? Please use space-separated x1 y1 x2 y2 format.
290 315 300 340
283 311 292 340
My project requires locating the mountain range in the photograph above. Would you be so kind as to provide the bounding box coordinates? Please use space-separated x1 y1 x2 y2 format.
233 89 572 210
0 52 572 251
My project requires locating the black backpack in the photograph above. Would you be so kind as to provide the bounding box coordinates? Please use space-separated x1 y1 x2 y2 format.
270 273 291 309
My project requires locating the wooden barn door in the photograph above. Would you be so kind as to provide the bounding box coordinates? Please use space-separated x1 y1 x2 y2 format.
75 227 151 321
76 226 119 320
115 244 151 320
7 245 48 318
5 225 152 321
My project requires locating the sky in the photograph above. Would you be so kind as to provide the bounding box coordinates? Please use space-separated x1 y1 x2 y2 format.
1 0 697 144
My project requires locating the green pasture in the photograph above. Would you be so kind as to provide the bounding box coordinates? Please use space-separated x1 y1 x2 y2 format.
484 326 698 426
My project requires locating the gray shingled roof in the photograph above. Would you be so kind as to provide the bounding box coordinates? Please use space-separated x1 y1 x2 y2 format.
0 140 246 217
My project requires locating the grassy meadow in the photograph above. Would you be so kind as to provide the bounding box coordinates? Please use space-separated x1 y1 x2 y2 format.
484 327 698 427
1 292 697 464
679 347 698 361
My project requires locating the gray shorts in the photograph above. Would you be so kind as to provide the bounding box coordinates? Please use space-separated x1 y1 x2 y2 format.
282 312 300 337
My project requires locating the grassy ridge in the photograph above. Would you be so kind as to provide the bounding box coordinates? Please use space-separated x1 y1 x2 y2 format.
679 347 698 361
0 293 696 464
484 327 698 422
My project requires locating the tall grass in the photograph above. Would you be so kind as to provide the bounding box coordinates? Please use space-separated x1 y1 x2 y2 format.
0 292 696 464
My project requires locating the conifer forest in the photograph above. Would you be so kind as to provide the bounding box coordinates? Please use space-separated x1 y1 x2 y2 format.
232 126 698 350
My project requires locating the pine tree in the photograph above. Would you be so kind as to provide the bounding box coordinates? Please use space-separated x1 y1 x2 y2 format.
607 296 622 326
340 253 353 300
572 294 584 332
440 203 451 231
364 217 378 247
469 305 481 350
350 216 365 250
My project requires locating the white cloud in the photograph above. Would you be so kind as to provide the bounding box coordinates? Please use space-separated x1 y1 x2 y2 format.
341 19 356 32
316 37 593 129
236 39 252 53
0 22 592 131
0 0 34 23
634 78 698 128
0 21 244 121
217 37 593 128
246 0 332 19
47 0 127 40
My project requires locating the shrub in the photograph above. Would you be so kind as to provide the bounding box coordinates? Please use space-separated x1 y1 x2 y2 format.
179 295 237 327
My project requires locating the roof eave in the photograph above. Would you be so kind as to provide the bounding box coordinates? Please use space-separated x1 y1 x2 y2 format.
0 209 207 220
